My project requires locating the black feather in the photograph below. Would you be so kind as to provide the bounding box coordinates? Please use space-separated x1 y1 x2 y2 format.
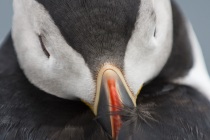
35 0 140 75
117 82 210 140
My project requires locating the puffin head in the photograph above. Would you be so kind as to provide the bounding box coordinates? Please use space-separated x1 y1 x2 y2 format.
12 0 173 138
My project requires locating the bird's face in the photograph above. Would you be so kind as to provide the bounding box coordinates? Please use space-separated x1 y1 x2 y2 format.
12 0 173 138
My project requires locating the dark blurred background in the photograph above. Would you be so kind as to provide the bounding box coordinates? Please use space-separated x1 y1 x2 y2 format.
0 0 209 73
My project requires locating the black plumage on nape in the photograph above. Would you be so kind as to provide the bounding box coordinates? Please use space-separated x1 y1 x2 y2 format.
35 0 140 75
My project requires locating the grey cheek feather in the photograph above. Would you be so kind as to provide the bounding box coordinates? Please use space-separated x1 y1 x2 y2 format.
12 0 96 103
124 0 173 95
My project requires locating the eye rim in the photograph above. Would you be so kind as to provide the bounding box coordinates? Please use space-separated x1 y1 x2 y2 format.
38 35 50 58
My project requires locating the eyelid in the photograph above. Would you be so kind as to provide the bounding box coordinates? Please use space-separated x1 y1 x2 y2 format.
38 35 50 58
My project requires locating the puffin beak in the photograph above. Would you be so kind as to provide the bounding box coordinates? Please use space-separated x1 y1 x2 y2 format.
92 65 139 139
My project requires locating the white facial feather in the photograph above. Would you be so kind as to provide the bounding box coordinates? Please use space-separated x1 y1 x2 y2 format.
173 22 210 100
15 0 205 104
12 0 95 103
12 0 174 101
124 0 173 94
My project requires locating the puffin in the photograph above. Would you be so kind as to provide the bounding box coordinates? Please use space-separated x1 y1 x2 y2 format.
0 0 210 139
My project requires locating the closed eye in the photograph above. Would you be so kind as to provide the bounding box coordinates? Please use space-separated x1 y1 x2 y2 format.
154 27 156 37
38 35 50 58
